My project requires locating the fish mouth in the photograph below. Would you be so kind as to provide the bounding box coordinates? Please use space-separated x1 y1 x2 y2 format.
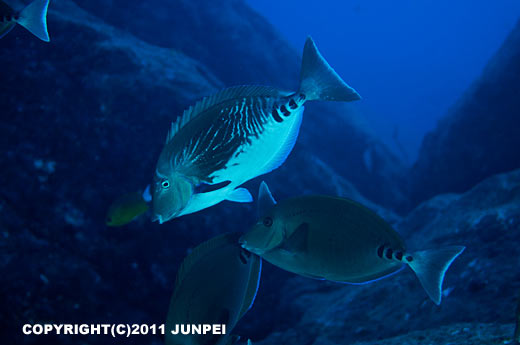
239 239 252 251
152 211 179 224
238 238 264 255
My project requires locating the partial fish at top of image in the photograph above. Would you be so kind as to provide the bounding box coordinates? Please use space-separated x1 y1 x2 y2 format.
0 0 50 41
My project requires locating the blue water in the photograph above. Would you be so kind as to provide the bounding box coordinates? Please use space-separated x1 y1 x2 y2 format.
247 0 520 162
2 1 520 344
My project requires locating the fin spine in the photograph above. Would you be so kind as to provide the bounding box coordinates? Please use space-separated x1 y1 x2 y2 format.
166 85 291 144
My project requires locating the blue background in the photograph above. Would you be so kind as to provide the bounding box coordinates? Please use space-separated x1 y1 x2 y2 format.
247 0 520 162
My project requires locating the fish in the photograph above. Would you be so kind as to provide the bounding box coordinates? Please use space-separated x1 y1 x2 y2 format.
0 0 50 42
152 37 361 224
239 182 465 305
105 186 151 227
165 233 261 345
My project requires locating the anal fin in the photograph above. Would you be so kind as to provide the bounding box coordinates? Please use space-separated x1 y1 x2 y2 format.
226 188 253 203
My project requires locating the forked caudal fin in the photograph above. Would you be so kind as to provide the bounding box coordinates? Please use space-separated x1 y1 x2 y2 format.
298 36 361 102
17 0 50 42
407 246 465 305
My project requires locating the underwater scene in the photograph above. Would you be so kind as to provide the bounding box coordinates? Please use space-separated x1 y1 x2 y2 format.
1 0 520 344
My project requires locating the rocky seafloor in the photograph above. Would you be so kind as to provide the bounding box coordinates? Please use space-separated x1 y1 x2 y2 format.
1 1 519 344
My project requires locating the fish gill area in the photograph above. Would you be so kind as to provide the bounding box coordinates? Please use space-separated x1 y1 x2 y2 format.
0 1 519 344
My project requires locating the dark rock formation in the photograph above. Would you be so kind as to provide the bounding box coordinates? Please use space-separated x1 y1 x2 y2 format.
258 323 515 345
74 0 301 89
350 323 515 345
1 3 222 345
409 19 520 208
252 169 520 344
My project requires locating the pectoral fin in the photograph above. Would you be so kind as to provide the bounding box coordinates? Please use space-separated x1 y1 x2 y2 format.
280 222 309 253
226 188 253 203
178 186 251 217
194 180 232 194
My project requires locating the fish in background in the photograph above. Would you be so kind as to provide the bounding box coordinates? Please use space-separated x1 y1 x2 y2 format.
240 182 465 305
105 186 151 227
165 233 261 345
0 0 50 42
152 36 361 224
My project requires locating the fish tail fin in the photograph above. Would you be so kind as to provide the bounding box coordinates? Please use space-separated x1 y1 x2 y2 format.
298 36 360 102
17 0 50 42
407 246 465 305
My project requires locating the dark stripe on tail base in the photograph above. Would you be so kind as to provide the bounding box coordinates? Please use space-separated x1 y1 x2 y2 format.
272 108 283 123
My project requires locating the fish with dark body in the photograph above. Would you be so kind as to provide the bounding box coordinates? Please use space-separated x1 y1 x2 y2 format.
240 182 465 305
165 233 261 345
0 0 50 41
152 37 361 224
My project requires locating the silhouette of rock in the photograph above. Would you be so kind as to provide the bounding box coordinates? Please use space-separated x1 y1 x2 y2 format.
409 20 520 208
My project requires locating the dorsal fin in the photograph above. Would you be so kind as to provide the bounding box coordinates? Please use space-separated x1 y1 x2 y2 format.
174 233 240 290
166 85 291 144
257 181 277 218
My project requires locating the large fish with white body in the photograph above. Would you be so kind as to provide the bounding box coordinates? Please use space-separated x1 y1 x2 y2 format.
0 0 50 42
240 182 465 305
152 37 361 223
165 233 261 345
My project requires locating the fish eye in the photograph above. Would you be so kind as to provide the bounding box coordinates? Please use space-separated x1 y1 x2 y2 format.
161 180 170 189
263 217 273 227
